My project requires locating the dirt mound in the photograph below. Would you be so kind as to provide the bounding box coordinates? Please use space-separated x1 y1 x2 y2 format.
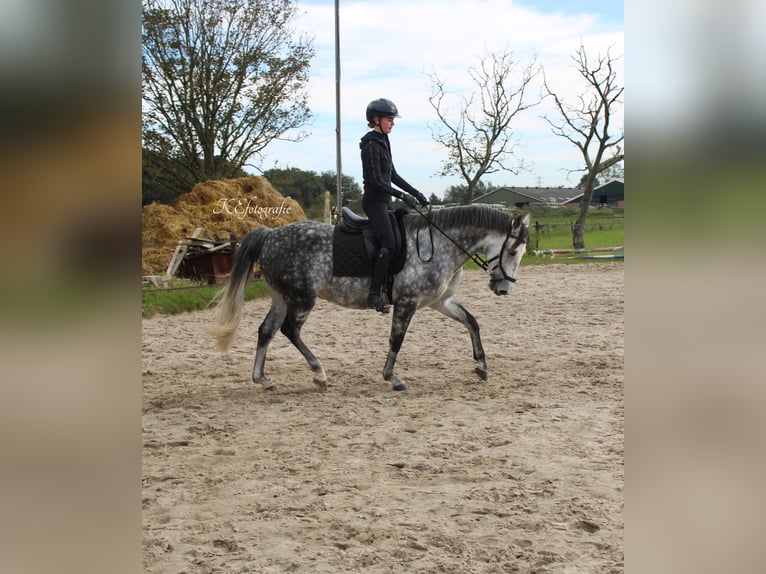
142 177 305 275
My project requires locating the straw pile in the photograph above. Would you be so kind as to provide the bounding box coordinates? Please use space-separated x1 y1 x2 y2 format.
142 176 305 275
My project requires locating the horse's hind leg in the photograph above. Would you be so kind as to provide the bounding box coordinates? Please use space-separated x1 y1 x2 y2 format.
383 299 417 391
280 301 327 391
252 296 288 390
430 297 488 381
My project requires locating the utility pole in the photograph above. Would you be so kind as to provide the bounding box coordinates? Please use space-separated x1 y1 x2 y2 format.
334 0 342 216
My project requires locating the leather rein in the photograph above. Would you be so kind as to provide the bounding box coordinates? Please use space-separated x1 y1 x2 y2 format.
413 206 528 282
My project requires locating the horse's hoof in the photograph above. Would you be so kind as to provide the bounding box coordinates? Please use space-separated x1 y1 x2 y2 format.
474 367 488 381
314 378 328 391
392 382 407 391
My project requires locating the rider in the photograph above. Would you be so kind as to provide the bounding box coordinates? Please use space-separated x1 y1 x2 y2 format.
360 98 429 312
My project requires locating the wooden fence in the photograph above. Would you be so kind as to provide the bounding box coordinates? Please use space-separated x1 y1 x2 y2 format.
531 219 623 252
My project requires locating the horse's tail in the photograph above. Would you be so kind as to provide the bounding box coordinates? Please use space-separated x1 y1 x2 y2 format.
209 226 272 351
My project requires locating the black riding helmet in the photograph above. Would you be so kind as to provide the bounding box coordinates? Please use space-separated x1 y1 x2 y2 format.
366 98 400 124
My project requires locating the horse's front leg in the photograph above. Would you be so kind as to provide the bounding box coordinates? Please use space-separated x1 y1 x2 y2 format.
430 297 488 381
383 299 417 391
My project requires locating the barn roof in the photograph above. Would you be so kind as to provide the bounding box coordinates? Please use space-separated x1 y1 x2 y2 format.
472 186 580 206
563 179 624 205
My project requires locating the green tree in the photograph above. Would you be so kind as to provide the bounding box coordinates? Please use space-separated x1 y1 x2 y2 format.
318 171 362 207
142 0 314 191
441 180 500 204
143 139 180 205
427 192 442 206
262 168 364 218
442 184 468 204
142 139 247 205
262 167 323 216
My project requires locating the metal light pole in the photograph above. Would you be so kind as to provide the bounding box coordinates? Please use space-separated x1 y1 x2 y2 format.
334 0 342 217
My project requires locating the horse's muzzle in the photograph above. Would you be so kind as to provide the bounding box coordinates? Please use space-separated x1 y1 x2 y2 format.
489 279 512 296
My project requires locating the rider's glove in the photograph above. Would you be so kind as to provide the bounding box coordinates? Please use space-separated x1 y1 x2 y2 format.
401 194 418 208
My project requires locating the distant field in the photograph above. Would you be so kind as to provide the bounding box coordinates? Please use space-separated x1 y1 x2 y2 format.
525 207 623 263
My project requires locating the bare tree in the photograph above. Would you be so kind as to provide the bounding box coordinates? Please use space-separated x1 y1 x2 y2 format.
142 0 314 190
428 50 542 204
543 43 624 248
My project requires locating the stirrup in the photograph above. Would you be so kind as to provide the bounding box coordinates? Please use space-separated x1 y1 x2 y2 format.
377 294 391 313
366 292 390 313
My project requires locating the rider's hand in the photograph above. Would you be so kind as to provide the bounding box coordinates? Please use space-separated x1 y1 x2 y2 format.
401 194 418 208
417 193 429 208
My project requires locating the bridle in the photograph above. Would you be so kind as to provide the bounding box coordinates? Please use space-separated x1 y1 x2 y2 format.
486 222 528 287
413 206 528 284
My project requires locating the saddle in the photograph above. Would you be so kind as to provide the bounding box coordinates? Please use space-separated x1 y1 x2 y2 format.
332 207 408 283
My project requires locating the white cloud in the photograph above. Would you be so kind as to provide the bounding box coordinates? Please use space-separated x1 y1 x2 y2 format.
266 0 624 196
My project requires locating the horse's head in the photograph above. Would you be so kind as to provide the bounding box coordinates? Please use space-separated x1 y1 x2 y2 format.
486 213 531 296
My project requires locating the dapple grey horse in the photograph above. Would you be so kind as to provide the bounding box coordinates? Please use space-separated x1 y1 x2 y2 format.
210 205 531 391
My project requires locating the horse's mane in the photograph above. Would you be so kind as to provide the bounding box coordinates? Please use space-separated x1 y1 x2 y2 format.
406 205 514 232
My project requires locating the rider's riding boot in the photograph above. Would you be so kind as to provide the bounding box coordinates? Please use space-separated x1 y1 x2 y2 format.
366 248 391 313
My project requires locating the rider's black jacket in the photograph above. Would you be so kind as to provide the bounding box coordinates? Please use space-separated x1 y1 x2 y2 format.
359 130 419 204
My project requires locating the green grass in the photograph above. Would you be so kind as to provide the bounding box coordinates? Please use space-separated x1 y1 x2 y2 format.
530 227 624 252
142 279 270 317
520 207 623 266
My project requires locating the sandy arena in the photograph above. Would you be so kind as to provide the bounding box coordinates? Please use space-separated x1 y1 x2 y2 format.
142 262 624 573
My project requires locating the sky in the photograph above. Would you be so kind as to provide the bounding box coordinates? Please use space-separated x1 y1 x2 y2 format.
260 0 624 199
